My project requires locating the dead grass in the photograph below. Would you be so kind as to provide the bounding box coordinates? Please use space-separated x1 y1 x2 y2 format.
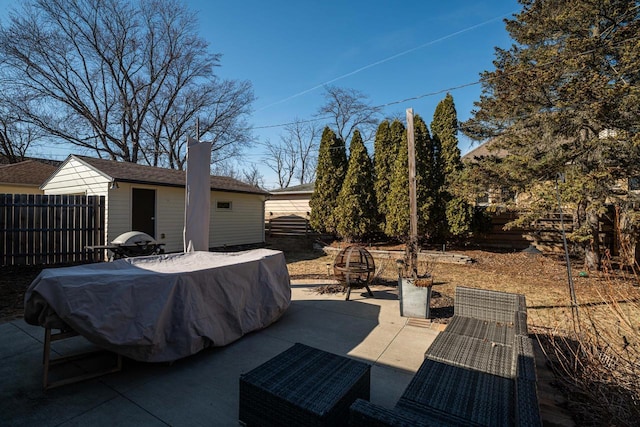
284 246 639 330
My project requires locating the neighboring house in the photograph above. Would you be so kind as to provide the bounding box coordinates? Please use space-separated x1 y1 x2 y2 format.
266 183 314 219
461 139 630 255
41 155 269 253
0 159 60 194
461 142 512 206
265 183 314 237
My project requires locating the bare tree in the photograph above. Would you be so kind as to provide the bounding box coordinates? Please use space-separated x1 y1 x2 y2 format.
0 93 43 162
242 164 265 189
288 120 319 185
317 86 381 144
210 162 263 188
0 0 254 167
143 79 255 169
264 138 297 189
263 118 319 189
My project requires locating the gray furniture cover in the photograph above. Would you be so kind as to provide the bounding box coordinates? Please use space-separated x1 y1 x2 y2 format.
24 249 291 362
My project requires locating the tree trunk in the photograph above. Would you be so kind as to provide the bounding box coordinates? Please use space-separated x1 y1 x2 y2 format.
574 200 601 271
616 204 638 267
584 209 601 271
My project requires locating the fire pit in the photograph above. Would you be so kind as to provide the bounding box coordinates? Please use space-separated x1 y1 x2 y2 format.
333 246 375 301
87 231 165 261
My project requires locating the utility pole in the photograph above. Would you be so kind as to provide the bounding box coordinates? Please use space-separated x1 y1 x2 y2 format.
406 108 418 278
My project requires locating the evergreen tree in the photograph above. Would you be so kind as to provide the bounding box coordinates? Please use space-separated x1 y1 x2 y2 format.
431 93 472 240
413 114 438 238
373 120 396 231
432 94 461 178
335 130 377 241
462 0 640 270
385 120 409 239
385 115 440 241
309 127 347 234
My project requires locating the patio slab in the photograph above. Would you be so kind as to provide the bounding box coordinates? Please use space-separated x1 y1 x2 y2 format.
1 283 439 427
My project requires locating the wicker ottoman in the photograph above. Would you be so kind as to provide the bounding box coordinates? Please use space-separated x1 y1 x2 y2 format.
239 343 371 427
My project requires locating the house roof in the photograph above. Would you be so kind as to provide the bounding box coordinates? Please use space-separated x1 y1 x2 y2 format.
270 183 315 194
60 155 268 195
0 160 59 186
462 141 508 162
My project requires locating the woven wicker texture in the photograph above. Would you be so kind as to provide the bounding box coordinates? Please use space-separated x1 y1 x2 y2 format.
517 294 527 311
347 287 541 427
349 398 469 427
444 315 516 345
515 378 543 427
425 331 514 378
400 358 514 426
239 343 370 427
454 287 523 323
513 335 537 382
395 399 486 427
515 310 529 336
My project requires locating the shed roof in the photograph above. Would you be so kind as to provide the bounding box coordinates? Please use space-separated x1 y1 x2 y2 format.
52 155 268 195
0 160 59 186
270 183 314 194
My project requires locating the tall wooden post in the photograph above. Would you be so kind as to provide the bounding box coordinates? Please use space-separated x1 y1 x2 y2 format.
406 108 418 278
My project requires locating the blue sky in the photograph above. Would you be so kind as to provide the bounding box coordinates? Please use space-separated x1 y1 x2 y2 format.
195 0 519 188
0 0 520 189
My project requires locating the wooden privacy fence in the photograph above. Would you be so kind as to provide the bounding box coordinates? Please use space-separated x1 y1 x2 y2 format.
474 209 614 254
266 215 312 237
0 194 105 266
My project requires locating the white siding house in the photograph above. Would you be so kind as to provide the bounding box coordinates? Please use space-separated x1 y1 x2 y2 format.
265 183 314 220
42 155 268 253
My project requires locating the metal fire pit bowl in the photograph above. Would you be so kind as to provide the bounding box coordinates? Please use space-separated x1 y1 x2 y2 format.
333 245 375 301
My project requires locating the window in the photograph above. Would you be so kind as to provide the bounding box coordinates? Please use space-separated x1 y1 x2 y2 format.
476 193 489 205
216 201 232 210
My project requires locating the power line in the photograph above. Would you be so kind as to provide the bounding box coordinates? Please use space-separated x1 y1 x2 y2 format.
256 11 515 112
252 33 640 132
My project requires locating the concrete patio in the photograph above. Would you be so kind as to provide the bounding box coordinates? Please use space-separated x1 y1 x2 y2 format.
1 282 443 426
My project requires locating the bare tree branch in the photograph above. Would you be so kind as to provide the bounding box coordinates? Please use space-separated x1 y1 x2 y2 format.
317 86 381 143
0 0 254 167
263 118 320 189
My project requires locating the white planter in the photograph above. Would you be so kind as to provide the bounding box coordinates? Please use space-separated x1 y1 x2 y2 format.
398 276 432 319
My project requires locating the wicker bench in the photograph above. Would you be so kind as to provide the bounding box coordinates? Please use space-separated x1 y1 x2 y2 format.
350 287 542 426
240 343 371 427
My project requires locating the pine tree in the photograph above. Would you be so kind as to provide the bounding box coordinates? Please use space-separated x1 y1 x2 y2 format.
373 120 396 231
431 93 472 240
385 120 409 239
335 130 377 241
309 127 347 233
462 0 640 269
